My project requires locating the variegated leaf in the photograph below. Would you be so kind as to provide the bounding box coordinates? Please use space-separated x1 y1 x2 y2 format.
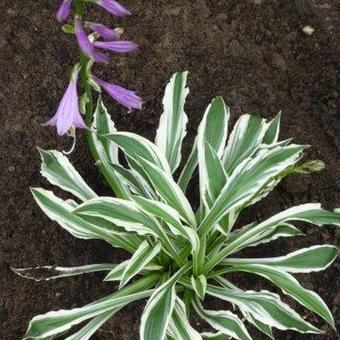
65 310 118 340
74 197 181 262
193 298 252 340
74 197 161 237
204 204 340 273
223 245 339 273
201 331 229 339
178 97 229 192
240 310 273 339
133 196 199 254
39 149 97 202
222 114 267 174
226 222 303 254
206 284 321 334
92 97 118 164
168 298 202 340
198 97 230 157
11 264 116 282
138 157 196 227
24 275 159 339
90 99 130 199
262 112 281 145
120 240 162 287
199 144 306 238
155 71 189 172
106 131 172 175
31 188 135 251
104 260 162 282
140 265 190 340
177 138 198 192
191 274 207 300
225 263 335 327
110 163 156 199
198 140 227 208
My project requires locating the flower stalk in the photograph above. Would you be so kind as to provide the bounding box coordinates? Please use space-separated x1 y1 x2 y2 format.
45 0 142 157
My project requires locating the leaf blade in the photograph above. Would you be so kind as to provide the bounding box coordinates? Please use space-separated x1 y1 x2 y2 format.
193 298 252 340
12 263 116 282
138 157 196 227
140 266 190 340
106 131 172 175
226 263 335 327
222 114 267 174
39 149 97 202
155 71 189 172
120 240 162 287
223 245 339 273
169 298 202 340
24 275 159 339
199 144 306 238
191 274 207 300
206 284 322 334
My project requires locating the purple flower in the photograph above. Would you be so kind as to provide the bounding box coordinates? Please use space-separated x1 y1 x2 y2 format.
75 18 94 56
93 40 137 53
93 51 109 63
88 23 120 41
75 18 108 63
44 65 87 136
57 0 72 23
95 0 131 17
94 77 142 110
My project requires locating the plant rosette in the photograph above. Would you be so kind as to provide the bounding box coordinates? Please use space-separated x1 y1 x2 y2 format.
14 72 340 339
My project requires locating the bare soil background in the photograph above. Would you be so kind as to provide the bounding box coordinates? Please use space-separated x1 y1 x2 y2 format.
1 0 339 339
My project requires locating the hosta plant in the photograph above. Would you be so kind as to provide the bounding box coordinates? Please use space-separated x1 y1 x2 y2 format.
15 72 340 339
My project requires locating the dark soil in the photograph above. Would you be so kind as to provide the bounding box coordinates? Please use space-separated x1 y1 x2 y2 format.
1 0 339 339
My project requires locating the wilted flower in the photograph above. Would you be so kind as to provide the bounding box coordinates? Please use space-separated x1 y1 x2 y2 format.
94 0 131 17
88 22 120 41
75 18 108 63
93 40 137 53
94 77 142 110
44 64 87 136
57 0 72 23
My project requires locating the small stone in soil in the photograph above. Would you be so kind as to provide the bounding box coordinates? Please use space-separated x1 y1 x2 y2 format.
302 25 315 35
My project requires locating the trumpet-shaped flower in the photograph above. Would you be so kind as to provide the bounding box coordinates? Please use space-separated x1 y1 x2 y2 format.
93 40 137 53
95 0 131 17
88 23 120 41
75 18 109 63
57 0 72 22
94 77 142 110
44 65 87 136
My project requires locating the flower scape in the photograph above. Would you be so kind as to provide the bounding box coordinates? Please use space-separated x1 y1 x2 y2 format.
14 71 340 339
46 0 142 153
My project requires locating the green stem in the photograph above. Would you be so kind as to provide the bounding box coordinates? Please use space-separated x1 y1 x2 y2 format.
74 0 85 16
79 55 130 198
79 55 97 159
